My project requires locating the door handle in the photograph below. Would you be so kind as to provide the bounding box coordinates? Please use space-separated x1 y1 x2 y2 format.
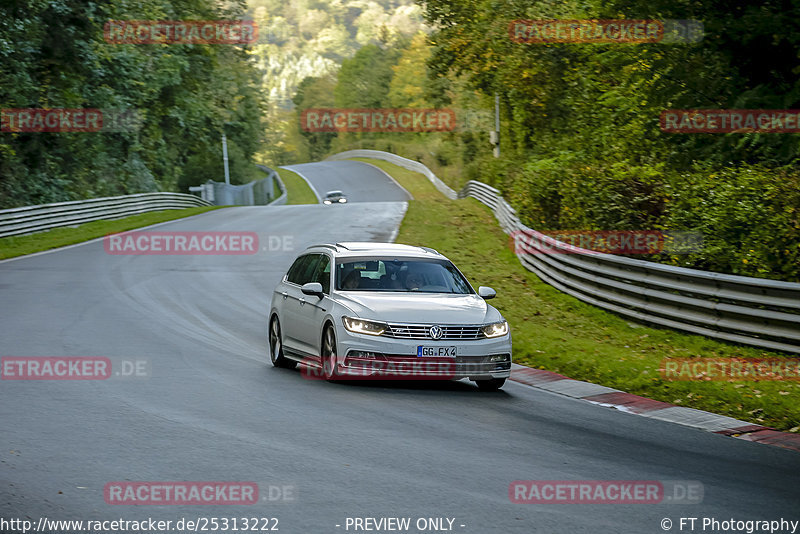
282 292 288 300
299 298 305 306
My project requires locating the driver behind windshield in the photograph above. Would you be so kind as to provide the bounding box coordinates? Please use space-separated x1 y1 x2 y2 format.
405 271 424 291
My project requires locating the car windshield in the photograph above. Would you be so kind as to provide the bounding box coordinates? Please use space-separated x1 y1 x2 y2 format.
335 257 474 294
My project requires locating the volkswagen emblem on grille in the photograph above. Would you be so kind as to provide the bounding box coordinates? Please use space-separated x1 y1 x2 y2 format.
429 325 443 340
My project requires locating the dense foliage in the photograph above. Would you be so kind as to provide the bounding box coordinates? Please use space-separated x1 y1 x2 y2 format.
415 0 800 280
247 0 427 164
286 0 800 281
0 0 266 209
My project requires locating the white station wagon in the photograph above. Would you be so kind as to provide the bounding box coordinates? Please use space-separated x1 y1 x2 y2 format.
268 242 512 390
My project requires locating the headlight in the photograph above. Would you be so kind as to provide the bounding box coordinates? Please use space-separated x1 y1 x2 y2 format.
339 198 347 203
481 321 508 338
342 316 387 336
323 200 332 204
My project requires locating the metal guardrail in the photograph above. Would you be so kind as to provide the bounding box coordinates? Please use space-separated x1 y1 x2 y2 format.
329 150 800 354
1 165 286 239
257 165 287 206
193 166 283 206
0 193 211 238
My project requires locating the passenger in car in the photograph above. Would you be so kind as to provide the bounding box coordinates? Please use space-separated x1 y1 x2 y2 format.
342 270 361 289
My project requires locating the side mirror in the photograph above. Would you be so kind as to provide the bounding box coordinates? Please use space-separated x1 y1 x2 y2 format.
478 286 496 300
301 282 324 298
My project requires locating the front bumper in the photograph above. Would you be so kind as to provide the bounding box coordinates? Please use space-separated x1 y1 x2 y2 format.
334 325 512 380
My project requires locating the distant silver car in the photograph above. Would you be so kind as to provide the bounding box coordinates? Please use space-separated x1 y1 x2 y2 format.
323 190 347 204
268 242 512 390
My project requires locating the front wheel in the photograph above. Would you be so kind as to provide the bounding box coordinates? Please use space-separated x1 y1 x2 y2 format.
269 317 296 369
321 326 339 381
475 378 506 391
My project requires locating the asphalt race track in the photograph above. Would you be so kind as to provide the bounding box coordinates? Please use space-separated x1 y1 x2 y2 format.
1 161 798 534
282 160 412 203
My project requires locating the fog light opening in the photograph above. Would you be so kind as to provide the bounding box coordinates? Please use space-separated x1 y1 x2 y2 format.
345 351 387 367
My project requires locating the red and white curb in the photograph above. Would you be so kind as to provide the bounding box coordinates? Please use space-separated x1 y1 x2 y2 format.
510 364 800 453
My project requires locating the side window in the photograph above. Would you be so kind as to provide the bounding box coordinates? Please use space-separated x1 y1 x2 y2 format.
297 254 321 285
286 255 310 284
312 255 331 294
286 254 320 285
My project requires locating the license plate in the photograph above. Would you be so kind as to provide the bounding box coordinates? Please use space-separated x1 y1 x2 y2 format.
417 346 457 357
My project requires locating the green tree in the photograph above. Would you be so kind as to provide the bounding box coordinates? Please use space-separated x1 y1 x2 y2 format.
388 32 432 107
0 0 266 209
334 43 399 108
293 74 338 160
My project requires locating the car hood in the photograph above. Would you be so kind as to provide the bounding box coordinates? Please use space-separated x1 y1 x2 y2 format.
335 292 502 324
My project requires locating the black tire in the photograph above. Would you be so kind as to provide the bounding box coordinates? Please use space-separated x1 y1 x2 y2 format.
269 317 296 369
321 325 339 381
475 378 506 391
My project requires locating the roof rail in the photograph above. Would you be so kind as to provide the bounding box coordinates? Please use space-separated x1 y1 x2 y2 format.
305 243 339 252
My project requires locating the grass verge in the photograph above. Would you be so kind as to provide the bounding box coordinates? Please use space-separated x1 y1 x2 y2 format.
351 157 800 432
276 167 318 205
0 206 224 260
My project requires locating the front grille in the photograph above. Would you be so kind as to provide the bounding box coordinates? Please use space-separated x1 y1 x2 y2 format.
383 323 484 340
